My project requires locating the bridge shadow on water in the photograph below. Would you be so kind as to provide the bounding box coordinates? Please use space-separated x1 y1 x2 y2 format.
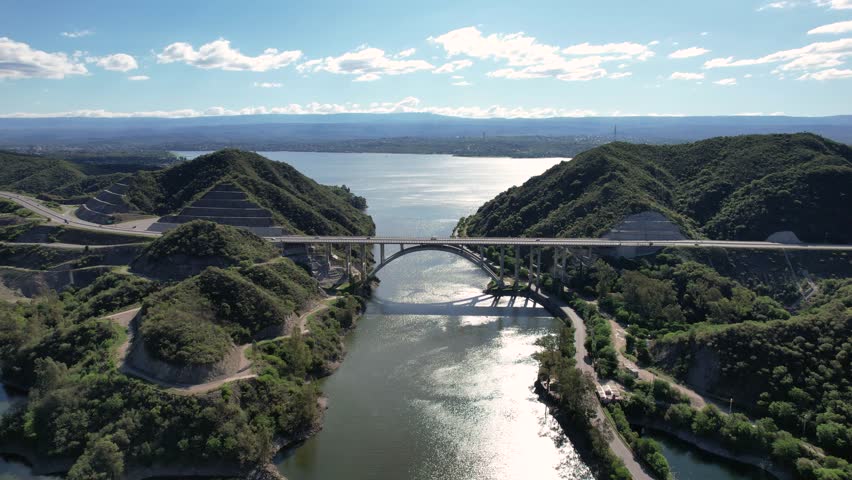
368 293 551 317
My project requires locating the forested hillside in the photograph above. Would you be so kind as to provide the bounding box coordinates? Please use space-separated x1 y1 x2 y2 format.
123 149 374 236
0 150 124 202
460 134 852 242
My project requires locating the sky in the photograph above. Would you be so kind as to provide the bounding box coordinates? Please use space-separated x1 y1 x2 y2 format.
1 0 852 119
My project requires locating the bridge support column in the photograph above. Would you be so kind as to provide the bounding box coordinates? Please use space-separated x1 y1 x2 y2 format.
560 249 567 284
528 247 534 287
380 243 385 263
514 245 520 288
346 244 352 281
399 243 405 253
499 246 505 286
536 248 542 290
326 243 331 270
361 243 368 280
478 246 484 266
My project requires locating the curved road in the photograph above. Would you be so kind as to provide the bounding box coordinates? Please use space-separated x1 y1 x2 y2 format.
0 191 159 238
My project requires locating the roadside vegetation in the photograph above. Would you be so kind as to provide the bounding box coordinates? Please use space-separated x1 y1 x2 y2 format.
547 251 852 478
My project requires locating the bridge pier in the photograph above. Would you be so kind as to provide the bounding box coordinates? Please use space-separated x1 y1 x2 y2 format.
528 247 534 287
361 243 367 280
380 243 385 263
499 246 505 286
326 243 331 271
399 243 405 253
536 247 542 289
346 244 352 281
514 245 520 289
478 246 484 266
560 249 567 284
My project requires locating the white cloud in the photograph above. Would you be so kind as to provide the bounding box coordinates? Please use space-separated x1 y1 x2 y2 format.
703 38 852 72
297 46 433 81
797 67 852 79
669 71 705 80
128 75 149 81
814 0 852 9
396 48 416 58
0 97 600 119
433 59 472 73
700 32 709 36
758 1 799 10
808 20 852 34
90 53 138 72
744 73 753 78
253 81 282 88
451 75 464 79
669 47 711 59
608 72 632 79
429 26 653 82
649 40 661 46
451 80 472 86
157 38 302 71
61 30 94 38
562 41 655 60
0 37 88 79
714 77 737 85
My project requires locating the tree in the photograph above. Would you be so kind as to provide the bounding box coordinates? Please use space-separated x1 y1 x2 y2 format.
67 438 124 480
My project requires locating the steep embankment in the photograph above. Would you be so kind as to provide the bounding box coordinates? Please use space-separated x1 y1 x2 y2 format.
122 149 374 236
460 133 852 242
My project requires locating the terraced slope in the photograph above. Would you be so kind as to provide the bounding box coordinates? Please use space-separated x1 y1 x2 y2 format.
123 149 373 236
149 182 281 236
75 180 135 224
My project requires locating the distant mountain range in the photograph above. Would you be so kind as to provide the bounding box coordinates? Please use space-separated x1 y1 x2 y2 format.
1 113 850 152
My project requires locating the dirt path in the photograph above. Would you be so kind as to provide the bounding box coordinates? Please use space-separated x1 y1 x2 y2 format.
105 300 337 395
608 318 709 410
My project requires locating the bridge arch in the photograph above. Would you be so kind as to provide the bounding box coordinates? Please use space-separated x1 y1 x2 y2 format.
370 244 501 284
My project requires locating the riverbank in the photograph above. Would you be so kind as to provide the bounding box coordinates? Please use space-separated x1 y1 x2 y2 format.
631 416 791 480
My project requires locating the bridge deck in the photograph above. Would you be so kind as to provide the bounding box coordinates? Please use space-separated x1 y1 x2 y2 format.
268 235 852 251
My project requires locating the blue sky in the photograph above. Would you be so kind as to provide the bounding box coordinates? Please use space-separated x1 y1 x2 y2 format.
1 0 851 118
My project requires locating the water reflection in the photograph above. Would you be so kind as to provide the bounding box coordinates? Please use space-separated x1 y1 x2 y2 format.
278 253 593 480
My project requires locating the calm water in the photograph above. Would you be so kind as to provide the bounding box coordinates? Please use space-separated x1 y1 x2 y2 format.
0 386 55 479
645 430 775 480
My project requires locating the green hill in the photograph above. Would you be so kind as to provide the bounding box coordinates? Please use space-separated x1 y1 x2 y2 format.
123 149 374 236
139 260 319 365
132 220 279 279
0 150 127 202
459 134 852 242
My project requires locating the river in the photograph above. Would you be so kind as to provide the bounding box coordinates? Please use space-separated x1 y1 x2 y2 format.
179 152 595 480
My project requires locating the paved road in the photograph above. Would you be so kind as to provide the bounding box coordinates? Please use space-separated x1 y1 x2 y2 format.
6 190 852 252
272 234 852 251
534 289 653 480
0 191 159 238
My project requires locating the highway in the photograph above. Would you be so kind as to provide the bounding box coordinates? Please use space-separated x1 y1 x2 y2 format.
270 235 852 251
0 191 159 238
4 191 852 251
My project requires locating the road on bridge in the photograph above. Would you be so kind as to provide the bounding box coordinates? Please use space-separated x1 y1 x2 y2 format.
5 190 852 252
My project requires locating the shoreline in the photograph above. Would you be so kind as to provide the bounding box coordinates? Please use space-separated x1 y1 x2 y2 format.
630 416 793 480
0 288 369 480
